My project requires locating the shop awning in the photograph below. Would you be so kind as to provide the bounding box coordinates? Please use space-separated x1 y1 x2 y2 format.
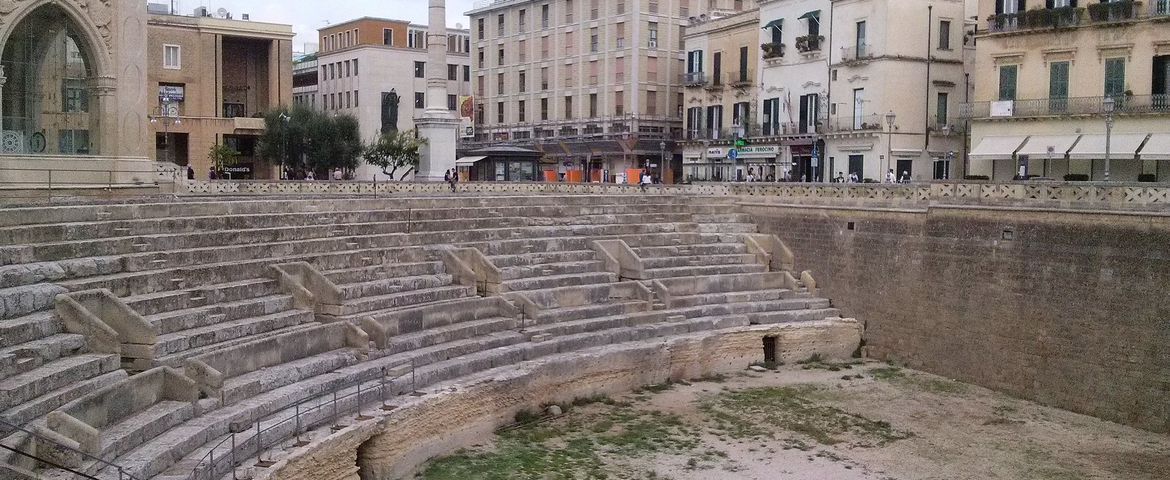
969 135 1029 161
1015 135 1081 158
798 10 820 22
1068 133 1149 161
762 19 783 30
455 156 487 166
1138 134 1170 161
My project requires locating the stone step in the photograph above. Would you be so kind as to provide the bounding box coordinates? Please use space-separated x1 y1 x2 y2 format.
323 261 443 285
529 300 651 325
691 213 754 224
523 310 667 339
499 271 618 293
384 317 519 356
544 315 751 355
339 274 454 301
666 289 788 308
153 321 324 370
126 278 282 317
498 260 605 281
222 350 359 407
0 370 127 427
0 333 87 382
0 311 62 350
640 263 769 280
339 285 475 317
99 400 197 460
487 250 599 268
748 308 841 325
147 293 296 335
0 283 68 321
150 309 316 359
0 353 121 412
697 222 758 234
640 253 759 270
634 242 749 258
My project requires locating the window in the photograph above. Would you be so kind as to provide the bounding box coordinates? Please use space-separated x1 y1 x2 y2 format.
464 65 471 82
519 39 527 61
615 92 624 115
519 100 527 122
63 79 89 113
936 92 949 126
541 67 549 89
345 60 351 77
415 92 425 108
476 103 485 124
498 73 505 94
589 93 598 117
519 71 527 92
590 0 599 19
477 18 485 39
705 105 722 138
353 59 359 76
856 21 867 57
762 98 780 135
409 29 424 49
616 22 626 48
768 20 782 44
686 50 704 73
163 44 181 69
564 95 573 119
647 91 658 116
938 20 951 50
497 101 505 123
58 129 89 154
448 94 458 111
497 14 505 36
477 75 485 96
733 102 750 126
414 61 425 78
800 93 819 134
648 22 658 48
712 52 722 85
687 106 703 136
384 28 394 46
519 9 527 32
542 4 550 28
345 91 351 109
498 47 505 65
566 0 574 22
590 28 599 53
998 65 1018 101
1049 61 1070 111
448 64 458 81
354 90 359 108
541 97 549 120
478 48 485 68
738 46 748 82
1105 58 1126 97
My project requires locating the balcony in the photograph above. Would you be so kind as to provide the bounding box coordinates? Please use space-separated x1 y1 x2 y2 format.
840 44 873 63
761 42 785 60
821 115 886 133
960 94 1170 119
987 1 1148 33
683 72 708 87
729 70 754 88
795 35 824 53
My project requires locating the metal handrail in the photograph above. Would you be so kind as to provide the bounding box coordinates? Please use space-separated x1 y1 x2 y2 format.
0 418 142 480
187 361 413 480
0 443 100 480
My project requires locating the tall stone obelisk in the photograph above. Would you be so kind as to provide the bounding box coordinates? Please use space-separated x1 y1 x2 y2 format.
414 0 460 181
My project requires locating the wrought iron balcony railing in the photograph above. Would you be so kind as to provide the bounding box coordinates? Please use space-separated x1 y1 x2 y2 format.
840 44 873 62
987 0 1153 33
960 94 1170 119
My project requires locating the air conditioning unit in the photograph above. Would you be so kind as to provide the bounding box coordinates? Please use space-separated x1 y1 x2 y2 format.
193 6 208 17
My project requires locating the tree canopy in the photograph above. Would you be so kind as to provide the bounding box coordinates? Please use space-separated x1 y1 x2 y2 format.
256 106 363 175
362 130 428 181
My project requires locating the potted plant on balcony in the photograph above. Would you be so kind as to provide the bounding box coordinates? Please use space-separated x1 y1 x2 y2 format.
761 42 785 59
795 35 824 53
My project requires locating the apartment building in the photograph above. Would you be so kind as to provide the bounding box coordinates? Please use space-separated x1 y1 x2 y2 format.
316 17 472 181
148 6 294 180
963 0 1170 182
293 58 319 109
466 0 757 183
680 9 763 182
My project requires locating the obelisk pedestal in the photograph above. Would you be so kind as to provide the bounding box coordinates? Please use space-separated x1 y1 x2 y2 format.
414 0 460 182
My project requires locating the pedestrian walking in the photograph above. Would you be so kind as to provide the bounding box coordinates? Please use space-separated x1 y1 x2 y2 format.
448 169 459 192
886 169 896 183
640 170 652 192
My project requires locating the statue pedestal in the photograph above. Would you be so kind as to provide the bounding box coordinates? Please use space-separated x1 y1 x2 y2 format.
414 115 460 182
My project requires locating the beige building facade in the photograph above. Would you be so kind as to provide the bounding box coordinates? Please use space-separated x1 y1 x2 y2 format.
316 17 472 181
680 9 764 182
466 0 757 183
964 0 1170 182
0 0 152 184
147 8 293 180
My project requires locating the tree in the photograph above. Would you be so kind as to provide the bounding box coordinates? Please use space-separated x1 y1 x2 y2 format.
208 143 239 171
256 105 363 176
363 130 428 180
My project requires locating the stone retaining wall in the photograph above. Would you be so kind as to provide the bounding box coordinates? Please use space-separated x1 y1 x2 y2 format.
744 202 1170 433
255 319 862 480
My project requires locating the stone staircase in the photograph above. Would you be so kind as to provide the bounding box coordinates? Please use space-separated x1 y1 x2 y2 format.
0 194 844 479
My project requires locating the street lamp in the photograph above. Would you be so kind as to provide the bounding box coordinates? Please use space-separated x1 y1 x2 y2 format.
1103 96 1115 181
149 95 182 165
885 111 896 181
279 113 291 179
659 140 666 184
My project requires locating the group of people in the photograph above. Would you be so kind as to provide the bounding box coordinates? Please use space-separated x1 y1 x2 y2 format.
443 169 459 192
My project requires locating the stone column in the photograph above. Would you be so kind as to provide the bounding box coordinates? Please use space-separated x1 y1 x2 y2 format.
89 75 118 157
413 0 460 182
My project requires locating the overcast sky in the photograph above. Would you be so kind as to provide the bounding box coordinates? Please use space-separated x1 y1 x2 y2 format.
172 0 479 51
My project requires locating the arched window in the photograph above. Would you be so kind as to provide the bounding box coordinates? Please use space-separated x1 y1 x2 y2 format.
1 4 101 155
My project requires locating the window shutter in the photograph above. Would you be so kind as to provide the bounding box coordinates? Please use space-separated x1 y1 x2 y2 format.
1017 0 1026 12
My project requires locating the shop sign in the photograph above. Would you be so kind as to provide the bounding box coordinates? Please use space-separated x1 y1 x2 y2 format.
737 145 780 158
706 147 725 157
159 85 185 101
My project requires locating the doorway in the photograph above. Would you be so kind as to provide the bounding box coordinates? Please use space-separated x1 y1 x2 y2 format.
896 159 913 181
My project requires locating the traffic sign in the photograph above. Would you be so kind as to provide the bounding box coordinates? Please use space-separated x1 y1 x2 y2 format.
727 149 739 161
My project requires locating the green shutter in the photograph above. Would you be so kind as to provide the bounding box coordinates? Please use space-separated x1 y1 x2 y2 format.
1104 58 1125 97
998 65 1018 101
1049 62 1069 99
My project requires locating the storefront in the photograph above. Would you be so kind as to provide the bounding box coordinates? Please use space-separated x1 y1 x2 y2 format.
739 145 781 181
456 145 542 182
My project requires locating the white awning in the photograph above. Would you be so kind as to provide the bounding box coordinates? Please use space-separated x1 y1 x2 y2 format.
455 156 487 166
1068 133 1149 161
969 136 1029 161
1138 134 1170 161
1016 135 1081 158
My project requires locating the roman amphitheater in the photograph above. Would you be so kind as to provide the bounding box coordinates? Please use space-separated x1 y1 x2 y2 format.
1 180 1167 479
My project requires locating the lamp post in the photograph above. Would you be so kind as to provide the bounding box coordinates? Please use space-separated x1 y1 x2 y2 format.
885 111 897 181
659 140 666 184
279 113 291 179
149 95 182 165
1103 96 1115 182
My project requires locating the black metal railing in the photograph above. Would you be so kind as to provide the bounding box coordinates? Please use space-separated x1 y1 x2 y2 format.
841 44 873 62
0 418 142 479
682 72 707 86
960 94 1170 119
821 114 887 133
795 35 824 52
987 1 1147 32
